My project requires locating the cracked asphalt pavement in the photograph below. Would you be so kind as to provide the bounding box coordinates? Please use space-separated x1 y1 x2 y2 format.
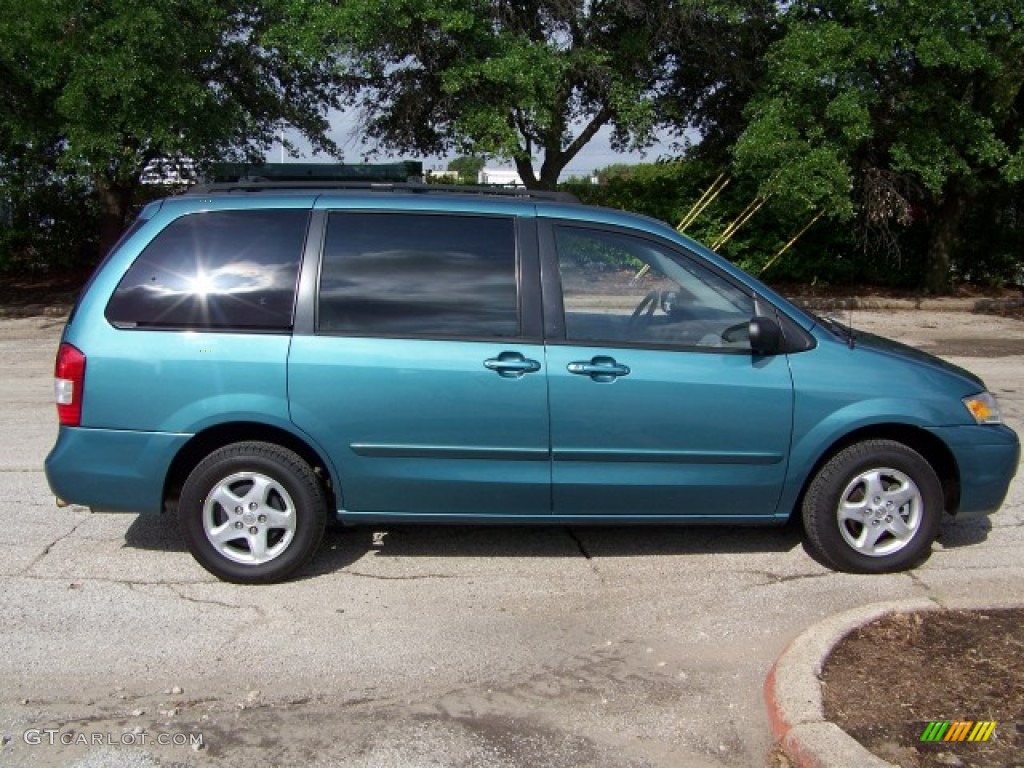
0 311 1022 768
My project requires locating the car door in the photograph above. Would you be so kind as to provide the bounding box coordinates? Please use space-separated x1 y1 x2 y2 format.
542 221 794 519
288 209 550 518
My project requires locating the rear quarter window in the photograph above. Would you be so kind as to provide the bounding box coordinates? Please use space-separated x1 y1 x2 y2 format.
105 209 308 330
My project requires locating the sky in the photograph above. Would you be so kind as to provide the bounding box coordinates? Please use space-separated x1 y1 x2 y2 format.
270 109 679 180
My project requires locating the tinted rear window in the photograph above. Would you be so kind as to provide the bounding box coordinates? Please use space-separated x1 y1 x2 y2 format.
318 212 518 338
105 209 308 330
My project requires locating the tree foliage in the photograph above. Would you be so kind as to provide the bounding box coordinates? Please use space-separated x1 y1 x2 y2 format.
446 155 486 182
0 0 343 255
733 0 1024 292
563 161 858 286
332 0 681 189
658 1 780 163
1 0 1020 291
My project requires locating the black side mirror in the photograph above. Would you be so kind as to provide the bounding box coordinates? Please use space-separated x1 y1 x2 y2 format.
749 316 782 355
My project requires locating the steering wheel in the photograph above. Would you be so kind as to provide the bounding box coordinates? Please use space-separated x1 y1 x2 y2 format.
628 291 661 328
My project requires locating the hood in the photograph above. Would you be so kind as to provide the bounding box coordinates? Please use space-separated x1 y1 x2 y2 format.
852 330 984 389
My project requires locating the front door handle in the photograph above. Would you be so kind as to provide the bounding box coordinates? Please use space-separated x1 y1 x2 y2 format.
567 356 630 382
484 352 542 378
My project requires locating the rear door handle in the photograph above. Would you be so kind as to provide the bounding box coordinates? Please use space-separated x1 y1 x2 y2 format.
484 352 542 378
567 356 630 382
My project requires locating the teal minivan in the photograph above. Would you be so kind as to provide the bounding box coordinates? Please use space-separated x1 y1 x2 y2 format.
45 182 1020 583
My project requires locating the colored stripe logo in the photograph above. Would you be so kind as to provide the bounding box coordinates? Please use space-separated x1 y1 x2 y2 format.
920 721 997 742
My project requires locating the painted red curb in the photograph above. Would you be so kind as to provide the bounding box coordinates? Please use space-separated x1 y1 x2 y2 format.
764 657 790 741
764 638 832 768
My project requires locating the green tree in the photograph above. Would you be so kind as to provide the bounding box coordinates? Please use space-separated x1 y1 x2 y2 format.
333 0 676 190
446 155 486 183
733 0 1024 293
659 1 780 165
563 161 849 284
0 0 343 255
564 161 699 225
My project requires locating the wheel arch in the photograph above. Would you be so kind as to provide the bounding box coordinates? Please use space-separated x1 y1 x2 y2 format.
789 424 960 521
163 422 339 514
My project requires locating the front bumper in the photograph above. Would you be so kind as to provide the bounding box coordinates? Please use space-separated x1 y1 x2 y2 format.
45 427 191 513
928 424 1021 514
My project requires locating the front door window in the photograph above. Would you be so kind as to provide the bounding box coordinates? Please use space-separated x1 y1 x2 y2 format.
554 226 754 350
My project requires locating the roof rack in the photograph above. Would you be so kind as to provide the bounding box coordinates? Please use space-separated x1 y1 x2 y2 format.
202 161 424 183
184 179 580 204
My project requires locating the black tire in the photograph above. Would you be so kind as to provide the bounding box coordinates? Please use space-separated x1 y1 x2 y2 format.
802 439 942 574
179 441 327 584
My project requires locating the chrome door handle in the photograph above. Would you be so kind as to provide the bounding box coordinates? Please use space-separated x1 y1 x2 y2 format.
567 356 630 382
484 352 542 378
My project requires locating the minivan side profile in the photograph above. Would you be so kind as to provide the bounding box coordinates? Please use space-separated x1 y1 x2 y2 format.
45 182 1020 583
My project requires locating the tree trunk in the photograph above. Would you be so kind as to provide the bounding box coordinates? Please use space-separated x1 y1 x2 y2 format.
924 192 969 295
513 107 611 192
515 153 564 191
513 156 541 190
95 178 136 258
537 157 562 190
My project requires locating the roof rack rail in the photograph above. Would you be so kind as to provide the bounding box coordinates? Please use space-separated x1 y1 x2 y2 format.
184 179 580 204
200 161 424 184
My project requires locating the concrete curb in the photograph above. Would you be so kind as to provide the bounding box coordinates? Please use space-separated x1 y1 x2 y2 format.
792 296 1024 313
764 597 1024 768
0 303 72 319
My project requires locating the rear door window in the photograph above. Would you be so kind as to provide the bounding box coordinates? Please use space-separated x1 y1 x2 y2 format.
105 209 308 330
317 212 519 338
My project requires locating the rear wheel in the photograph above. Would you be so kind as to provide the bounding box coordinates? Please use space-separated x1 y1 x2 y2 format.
179 441 327 584
802 440 942 573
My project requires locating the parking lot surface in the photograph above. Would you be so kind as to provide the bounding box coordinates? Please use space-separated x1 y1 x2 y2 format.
0 310 1021 767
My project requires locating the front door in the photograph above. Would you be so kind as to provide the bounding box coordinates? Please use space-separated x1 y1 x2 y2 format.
543 223 794 519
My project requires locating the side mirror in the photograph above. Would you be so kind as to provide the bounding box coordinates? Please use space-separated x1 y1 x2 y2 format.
749 316 782 355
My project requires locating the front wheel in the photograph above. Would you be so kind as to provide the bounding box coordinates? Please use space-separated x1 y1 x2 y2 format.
802 440 943 573
179 441 327 584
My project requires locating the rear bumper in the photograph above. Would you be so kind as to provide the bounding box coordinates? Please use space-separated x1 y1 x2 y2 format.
45 427 190 513
928 424 1021 514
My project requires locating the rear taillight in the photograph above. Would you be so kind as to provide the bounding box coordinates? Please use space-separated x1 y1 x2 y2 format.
54 343 86 427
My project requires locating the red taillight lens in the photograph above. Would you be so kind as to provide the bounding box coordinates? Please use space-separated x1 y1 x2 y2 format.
54 343 86 427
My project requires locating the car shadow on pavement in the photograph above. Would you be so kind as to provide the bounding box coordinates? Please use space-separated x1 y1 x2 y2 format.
118 511 989 579
123 512 188 551
305 520 805 570
123 512 805 561
120 512 374 575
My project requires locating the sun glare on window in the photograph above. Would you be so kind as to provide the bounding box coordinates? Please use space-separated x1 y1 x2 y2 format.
188 271 215 297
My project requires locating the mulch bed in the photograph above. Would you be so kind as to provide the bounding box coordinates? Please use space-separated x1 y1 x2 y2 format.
821 608 1024 767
